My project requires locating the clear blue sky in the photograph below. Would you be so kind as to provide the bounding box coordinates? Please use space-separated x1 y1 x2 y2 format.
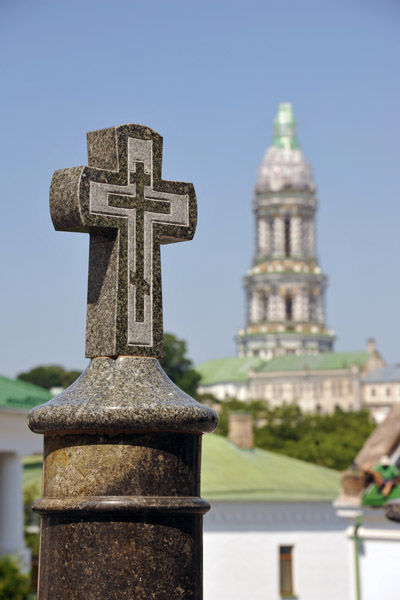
1 0 399 377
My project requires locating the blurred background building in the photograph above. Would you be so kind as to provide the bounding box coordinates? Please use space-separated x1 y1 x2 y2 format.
198 104 391 420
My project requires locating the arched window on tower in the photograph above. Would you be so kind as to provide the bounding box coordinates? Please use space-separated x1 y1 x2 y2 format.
285 294 293 321
284 217 291 257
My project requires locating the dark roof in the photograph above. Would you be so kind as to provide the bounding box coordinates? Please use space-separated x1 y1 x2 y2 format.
362 365 400 384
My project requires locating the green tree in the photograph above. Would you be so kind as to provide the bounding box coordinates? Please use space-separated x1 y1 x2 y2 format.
17 365 81 390
0 555 31 600
160 333 201 397
60 369 82 388
216 399 375 471
24 483 41 557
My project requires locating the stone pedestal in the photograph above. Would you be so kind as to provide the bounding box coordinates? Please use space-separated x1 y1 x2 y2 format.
29 357 217 599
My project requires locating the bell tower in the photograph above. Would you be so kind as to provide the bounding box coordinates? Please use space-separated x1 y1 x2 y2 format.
236 103 334 360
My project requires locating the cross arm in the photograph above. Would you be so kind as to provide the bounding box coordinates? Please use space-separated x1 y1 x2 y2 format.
50 166 89 233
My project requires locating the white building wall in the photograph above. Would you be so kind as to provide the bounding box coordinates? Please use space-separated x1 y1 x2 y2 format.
358 535 400 600
197 382 251 402
362 381 400 422
0 408 42 455
336 505 400 600
0 454 26 558
0 408 43 570
204 502 351 600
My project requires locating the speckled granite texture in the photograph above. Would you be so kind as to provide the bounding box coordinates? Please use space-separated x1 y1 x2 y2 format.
38 516 203 599
50 124 197 359
41 431 201 498
28 356 216 434
32 424 212 598
29 359 217 599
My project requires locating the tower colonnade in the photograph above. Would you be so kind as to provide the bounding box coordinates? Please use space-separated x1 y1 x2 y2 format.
256 203 316 260
248 279 326 326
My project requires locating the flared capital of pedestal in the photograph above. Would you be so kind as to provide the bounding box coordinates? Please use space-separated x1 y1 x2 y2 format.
28 356 217 435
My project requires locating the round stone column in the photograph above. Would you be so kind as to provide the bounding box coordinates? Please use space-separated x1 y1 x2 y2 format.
29 357 217 600
302 218 310 256
257 217 271 256
309 218 316 257
272 215 285 256
316 293 325 324
291 215 302 256
250 291 265 323
292 291 302 322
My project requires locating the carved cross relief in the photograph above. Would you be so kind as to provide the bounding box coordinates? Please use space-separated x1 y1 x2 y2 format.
50 125 197 358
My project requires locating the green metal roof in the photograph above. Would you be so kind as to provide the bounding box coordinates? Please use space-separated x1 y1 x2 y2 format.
196 357 266 386
273 102 299 150
0 374 52 410
197 352 369 385
202 434 340 502
23 434 340 503
256 352 369 373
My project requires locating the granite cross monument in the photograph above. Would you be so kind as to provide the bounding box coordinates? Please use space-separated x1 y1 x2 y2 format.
28 124 217 599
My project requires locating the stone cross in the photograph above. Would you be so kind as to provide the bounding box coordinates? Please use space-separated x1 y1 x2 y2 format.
50 124 196 357
29 124 217 599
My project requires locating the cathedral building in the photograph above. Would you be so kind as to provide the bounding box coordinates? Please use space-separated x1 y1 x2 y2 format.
197 103 386 415
236 102 334 360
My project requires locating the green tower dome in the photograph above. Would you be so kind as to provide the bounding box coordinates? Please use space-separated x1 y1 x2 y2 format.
273 102 299 150
256 102 314 193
